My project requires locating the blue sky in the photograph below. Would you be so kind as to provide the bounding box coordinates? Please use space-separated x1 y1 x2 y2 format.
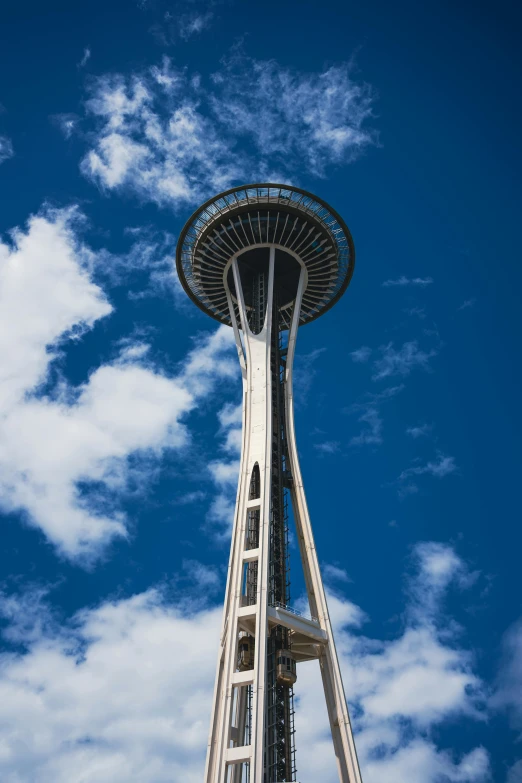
0 0 521 780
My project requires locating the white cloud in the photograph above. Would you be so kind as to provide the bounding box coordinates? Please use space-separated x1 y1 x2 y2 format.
350 345 372 363
406 423 433 439
492 618 522 731
87 227 188 305
372 340 438 380
210 50 378 177
346 384 403 447
208 459 240 487
181 559 221 591
0 135 14 164
0 207 111 409
171 489 206 506
0 542 489 782
314 440 340 454
178 12 213 40
206 492 236 533
181 326 236 398
457 298 476 311
323 563 352 584
0 585 221 782
204 400 242 536
399 453 458 481
53 113 80 139
382 276 434 287
79 53 377 208
80 66 244 208
362 743 489 783
408 541 471 620
394 453 458 498
217 401 242 430
507 760 522 783
0 207 236 561
350 406 382 446
217 401 243 454
404 305 427 319
78 47 91 68
293 347 327 406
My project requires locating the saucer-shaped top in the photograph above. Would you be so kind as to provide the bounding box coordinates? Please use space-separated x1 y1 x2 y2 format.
176 183 355 328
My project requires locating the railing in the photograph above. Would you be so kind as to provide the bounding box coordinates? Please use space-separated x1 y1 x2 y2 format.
274 601 319 624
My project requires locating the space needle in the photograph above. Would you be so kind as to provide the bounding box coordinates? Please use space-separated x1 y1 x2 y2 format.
176 184 362 783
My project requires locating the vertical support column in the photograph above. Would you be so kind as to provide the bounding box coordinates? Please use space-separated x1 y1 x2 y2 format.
204 248 277 783
250 247 275 783
284 271 363 783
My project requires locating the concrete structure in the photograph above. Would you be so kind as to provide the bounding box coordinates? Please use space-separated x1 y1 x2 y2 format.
176 184 362 783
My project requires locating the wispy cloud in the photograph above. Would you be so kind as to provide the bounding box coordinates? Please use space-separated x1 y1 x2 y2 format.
382 276 433 287
350 345 372 363
180 558 221 591
178 11 213 40
79 52 377 208
404 306 426 319
399 453 458 481
323 563 352 584
148 5 214 46
210 48 378 177
314 440 340 454
171 490 206 506
406 423 433 439
89 226 185 303
458 298 476 311
507 761 522 783
77 47 91 69
206 401 242 536
491 618 522 732
293 346 326 406
350 407 382 446
346 384 404 447
52 113 80 139
0 135 14 164
372 341 438 380
395 452 458 497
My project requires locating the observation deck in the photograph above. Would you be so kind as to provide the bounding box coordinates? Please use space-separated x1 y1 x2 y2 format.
176 183 355 329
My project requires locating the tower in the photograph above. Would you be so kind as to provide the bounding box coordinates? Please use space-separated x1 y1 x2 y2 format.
176 184 362 783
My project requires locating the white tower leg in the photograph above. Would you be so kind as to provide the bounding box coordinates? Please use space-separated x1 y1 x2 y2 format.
204 248 277 783
285 274 363 783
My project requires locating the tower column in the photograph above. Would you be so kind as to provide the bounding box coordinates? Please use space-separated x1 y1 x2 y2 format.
284 282 363 783
176 183 362 783
205 249 281 783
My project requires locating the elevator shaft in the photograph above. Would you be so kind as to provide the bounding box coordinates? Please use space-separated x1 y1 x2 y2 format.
265 288 295 783
242 270 295 783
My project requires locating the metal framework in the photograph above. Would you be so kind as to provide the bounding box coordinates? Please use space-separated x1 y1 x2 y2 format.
176 184 362 783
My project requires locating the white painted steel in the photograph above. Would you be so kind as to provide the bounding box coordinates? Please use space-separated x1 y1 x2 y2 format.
284 274 363 783
204 244 362 783
266 605 327 644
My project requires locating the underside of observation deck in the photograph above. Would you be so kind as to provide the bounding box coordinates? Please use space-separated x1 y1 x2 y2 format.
176 184 355 330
